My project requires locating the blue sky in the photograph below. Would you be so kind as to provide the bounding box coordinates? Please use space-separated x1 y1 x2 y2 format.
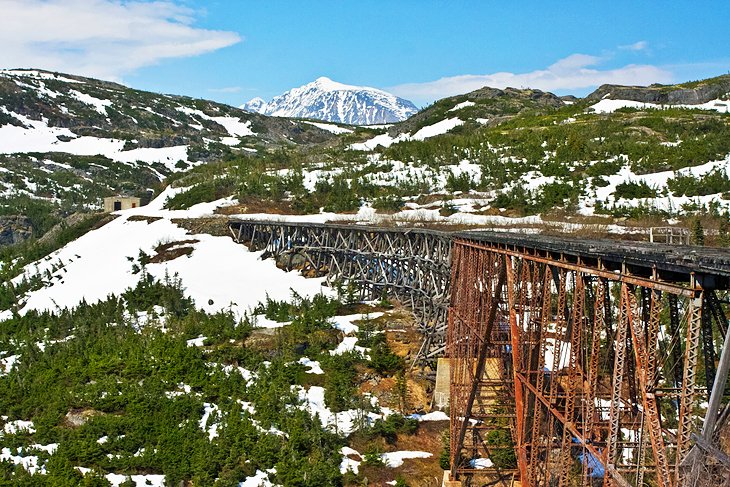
2 1 728 107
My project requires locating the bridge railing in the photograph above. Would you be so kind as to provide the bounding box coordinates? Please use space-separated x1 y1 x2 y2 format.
649 226 691 245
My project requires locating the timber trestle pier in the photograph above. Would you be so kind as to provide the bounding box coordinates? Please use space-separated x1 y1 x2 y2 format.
228 220 453 365
228 219 730 487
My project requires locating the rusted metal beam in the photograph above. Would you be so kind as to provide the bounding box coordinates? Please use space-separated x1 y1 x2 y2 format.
227 220 730 487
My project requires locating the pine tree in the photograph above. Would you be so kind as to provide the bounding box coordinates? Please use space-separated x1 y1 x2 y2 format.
439 430 451 470
692 219 705 246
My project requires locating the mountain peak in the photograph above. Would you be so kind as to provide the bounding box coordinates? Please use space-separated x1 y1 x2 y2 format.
313 76 334 85
242 96 267 114
241 77 418 124
310 76 358 91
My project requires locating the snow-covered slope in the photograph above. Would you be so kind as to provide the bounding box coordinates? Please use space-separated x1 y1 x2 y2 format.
8 188 328 319
242 77 418 125
0 69 336 222
0 69 333 162
589 97 730 114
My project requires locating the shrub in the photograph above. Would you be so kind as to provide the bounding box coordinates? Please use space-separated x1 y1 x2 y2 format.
372 195 404 212
614 180 657 199
164 178 235 210
445 172 476 193
485 430 516 469
362 444 385 466
439 430 451 470
368 341 405 376
668 169 730 197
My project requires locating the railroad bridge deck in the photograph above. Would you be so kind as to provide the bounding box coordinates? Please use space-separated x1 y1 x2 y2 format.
228 219 730 487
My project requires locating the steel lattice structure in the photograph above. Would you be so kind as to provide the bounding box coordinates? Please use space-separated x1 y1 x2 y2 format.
228 219 730 486
448 236 730 487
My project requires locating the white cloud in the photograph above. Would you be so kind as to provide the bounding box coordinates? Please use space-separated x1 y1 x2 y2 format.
389 54 673 103
619 41 649 51
0 0 241 81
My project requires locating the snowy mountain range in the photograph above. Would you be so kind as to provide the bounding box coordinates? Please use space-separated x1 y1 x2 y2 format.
242 77 418 125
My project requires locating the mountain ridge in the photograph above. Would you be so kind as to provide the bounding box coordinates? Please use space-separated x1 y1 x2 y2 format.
586 74 730 105
242 77 418 125
0 68 337 244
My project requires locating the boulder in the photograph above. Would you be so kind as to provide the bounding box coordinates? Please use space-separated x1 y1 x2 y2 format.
0 216 33 246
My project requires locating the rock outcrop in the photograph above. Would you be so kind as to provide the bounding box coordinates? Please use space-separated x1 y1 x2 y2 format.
587 75 730 105
0 216 33 246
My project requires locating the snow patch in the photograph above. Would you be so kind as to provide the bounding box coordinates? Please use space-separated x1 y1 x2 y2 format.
411 118 463 141
298 357 324 375
349 118 464 150
199 403 220 441
69 90 112 115
449 101 475 111
0 354 20 376
408 411 449 421
296 386 385 435
303 121 353 134
13 189 330 320
382 450 432 468
590 98 730 114
239 470 275 487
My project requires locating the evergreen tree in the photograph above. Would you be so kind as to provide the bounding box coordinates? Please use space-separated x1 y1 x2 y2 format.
692 219 705 245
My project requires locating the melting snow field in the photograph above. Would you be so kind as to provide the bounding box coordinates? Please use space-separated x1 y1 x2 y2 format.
338 446 433 474
348 118 464 150
1 184 450 485
0 109 190 171
12 187 330 318
590 98 730 114
303 121 354 134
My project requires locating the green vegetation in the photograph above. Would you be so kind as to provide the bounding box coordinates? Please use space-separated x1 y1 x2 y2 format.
0 276 351 486
0 212 113 313
668 168 730 197
356 318 405 376
614 180 658 199
160 91 730 221
0 153 162 217
439 430 450 470
484 430 516 469
366 414 418 445
692 219 706 245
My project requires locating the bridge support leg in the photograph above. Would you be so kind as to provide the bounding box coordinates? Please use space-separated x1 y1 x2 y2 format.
442 471 462 487
434 358 450 409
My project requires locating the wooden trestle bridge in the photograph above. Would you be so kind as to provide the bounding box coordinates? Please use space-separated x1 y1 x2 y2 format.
228 219 730 487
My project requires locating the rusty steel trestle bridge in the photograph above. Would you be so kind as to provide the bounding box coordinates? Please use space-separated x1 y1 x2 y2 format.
228 219 730 487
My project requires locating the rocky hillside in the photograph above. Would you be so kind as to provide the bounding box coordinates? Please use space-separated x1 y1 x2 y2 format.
161 74 730 243
3 70 730 252
0 69 336 244
390 86 566 136
587 74 730 105
0 69 335 156
242 77 418 125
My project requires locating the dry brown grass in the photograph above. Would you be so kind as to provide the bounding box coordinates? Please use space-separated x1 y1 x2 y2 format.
127 215 162 223
215 196 303 215
148 239 199 263
171 217 230 236
347 422 447 487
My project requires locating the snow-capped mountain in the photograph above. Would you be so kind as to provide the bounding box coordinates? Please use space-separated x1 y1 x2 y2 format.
242 96 267 114
242 77 418 125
